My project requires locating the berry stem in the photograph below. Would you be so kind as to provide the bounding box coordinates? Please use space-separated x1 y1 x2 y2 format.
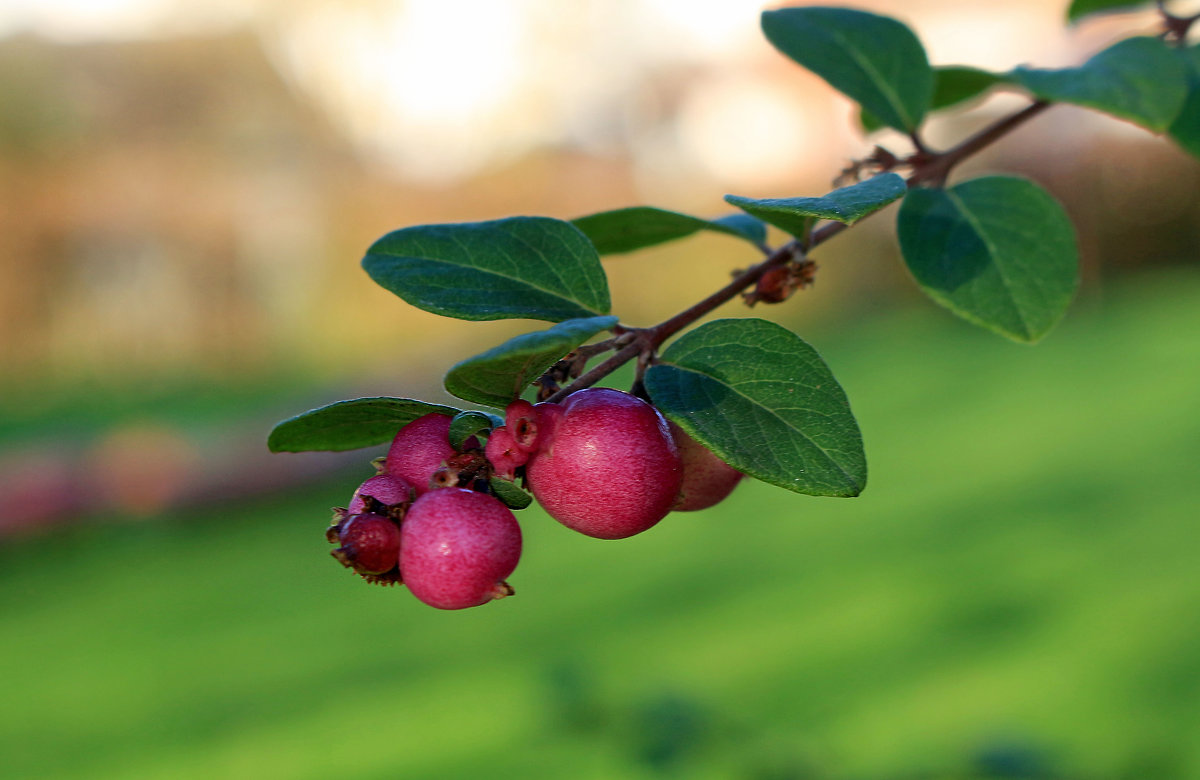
548 98 1054 402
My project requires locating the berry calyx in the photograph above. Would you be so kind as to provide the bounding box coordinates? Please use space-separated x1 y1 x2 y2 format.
330 512 402 576
505 399 541 453
668 421 744 511
484 425 527 480
399 487 522 610
526 387 682 539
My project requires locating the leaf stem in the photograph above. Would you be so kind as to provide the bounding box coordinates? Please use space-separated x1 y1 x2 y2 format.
548 98 1054 402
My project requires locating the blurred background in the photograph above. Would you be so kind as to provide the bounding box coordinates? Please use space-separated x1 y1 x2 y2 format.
2 0 1199 777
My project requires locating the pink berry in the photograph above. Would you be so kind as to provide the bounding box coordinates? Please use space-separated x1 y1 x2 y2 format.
348 473 414 514
485 425 527 480
331 512 401 576
526 388 682 539
399 488 522 610
668 421 743 511
384 413 458 496
505 399 541 454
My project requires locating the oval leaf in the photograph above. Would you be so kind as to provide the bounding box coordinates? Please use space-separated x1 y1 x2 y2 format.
362 217 610 322
572 207 767 255
444 315 619 408
268 397 460 453
1067 0 1152 22
1169 46 1200 159
489 478 533 510
449 410 501 449
897 176 1079 343
1011 37 1187 132
863 66 1004 133
645 318 866 498
762 7 932 133
725 173 906 239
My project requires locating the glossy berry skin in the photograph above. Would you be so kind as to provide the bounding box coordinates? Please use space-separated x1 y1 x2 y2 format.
332 512 401 575
348 473 414 514
399 488 522 610
384 413 458 496
668 421 743 511
526 388 682 540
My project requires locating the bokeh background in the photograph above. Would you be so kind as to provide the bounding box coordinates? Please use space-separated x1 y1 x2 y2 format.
2 1 1199 778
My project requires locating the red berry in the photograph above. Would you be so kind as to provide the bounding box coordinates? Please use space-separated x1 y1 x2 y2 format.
384 413 459 496
485 425 527 480
348 473 414 514
526 388 682 539
331 512 401 576
668 421 743 511
399 488 522 610
505 399 541 454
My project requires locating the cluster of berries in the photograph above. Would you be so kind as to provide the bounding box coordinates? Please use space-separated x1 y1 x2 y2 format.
328 388 743 610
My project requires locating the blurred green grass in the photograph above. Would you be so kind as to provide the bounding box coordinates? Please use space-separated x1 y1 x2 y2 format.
1 269 1198 780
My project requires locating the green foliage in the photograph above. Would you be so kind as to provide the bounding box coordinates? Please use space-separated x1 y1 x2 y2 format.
725 173 906 239
571 207 766 254
362 217 611 322
1067 0 1153 22
1011 37 1187 132
268 397 460 453
444 316 618 408
489 477 533 510
898 176 1079 343
862 66 1004 133
449 410 502 449
1169 46 1200 158
761 6 933 132
645 318 866 498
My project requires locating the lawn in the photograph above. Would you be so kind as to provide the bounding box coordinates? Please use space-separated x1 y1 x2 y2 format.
2 269 1198 779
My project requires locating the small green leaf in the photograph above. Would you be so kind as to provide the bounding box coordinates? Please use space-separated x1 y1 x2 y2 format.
362 217 610 322
897 176 1079 343
449 410 501 449
571 207 767 254
725 173 906 238
490 478 533 510
444 316 619 408
762 7 932 133
862 66 1004 133
1169 46 1200 158
268 398 459 453
1067 0 1152 22
1010 37 1187 132
645 318 866 498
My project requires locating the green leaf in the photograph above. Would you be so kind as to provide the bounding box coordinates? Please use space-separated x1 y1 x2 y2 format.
571 207 767 254
489 478 533 510
1169 46 1200 158
645 318 866 498
761 7 932 133
897 176 1079 343
862 66 1004 133
444 316 619 408
362 217 610 322
1067 0 1152 22
268 398 459 453
1010 37 1187 132
725 173 906 238
449 410 501 449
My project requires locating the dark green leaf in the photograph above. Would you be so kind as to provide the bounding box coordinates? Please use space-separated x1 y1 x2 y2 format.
645 318 866 498
490 478 533 510
268 398 459 453
762 7 932 132
1067 0 1152 22
444 316 619 408
1169 46 1200 158
725 173 906 238
897 176 1079 343
862 66 1004 133
449 410 501 449
362 217 610 322
571 207 767 254
1010 37 1187 132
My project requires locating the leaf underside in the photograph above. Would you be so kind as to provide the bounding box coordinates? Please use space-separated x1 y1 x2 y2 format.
571 207 767 254
725 173 907 238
